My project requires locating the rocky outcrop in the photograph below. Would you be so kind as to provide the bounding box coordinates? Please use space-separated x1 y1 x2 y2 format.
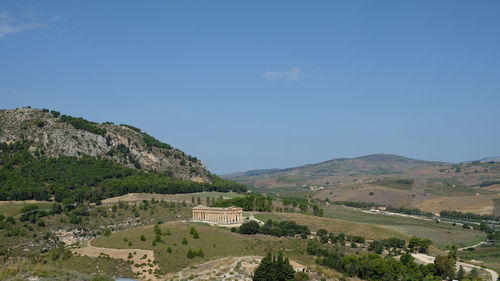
0 107 211 182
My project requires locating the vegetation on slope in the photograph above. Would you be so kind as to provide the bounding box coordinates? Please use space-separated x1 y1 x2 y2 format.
0 141 246 202
0 107 210 180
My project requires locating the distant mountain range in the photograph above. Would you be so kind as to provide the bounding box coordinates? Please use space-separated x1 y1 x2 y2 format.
477 157 500 163
222 154 448 182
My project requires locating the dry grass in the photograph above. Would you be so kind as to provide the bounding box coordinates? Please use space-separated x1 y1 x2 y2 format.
92 221 312 273
275 212 404 240
415 194 500 215
102 192 242 204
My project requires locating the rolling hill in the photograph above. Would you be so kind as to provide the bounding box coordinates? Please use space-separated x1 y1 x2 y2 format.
223 154 448 185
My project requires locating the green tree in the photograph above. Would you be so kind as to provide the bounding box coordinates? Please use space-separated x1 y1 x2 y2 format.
447 244 458 263
456 265 465 281
434 255 455 280
239 221 260 234
253 252 295 281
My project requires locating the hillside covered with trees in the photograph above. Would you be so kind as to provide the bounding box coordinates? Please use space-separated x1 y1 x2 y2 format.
0 108 247 202
0 107 212 181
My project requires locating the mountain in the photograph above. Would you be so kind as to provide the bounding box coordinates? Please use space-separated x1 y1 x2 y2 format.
0 107 245 202
223 154 448 185
0 107 209 181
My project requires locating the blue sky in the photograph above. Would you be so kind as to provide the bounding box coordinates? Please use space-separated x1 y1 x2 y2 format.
1 1 499 174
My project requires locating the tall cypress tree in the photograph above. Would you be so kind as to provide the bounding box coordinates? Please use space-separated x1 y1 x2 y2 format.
253 252 295 281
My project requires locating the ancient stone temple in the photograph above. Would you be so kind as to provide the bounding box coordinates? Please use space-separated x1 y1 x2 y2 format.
192 205 243 224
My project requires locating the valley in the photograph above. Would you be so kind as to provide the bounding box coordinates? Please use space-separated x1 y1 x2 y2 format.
0 108 498 281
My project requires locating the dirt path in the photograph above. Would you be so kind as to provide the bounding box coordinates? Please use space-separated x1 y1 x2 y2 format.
72 238 160 281
457 241 487 251
412 253 499 281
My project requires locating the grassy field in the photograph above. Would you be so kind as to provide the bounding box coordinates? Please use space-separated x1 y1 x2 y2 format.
425 178 476 196
102 192 243 204
324 205 486 249
415 195 500 215
0 202 52 217
92 221 312 274
274 212 405 240
460 243 500 273
372 178 414 190
253 213 282 222
248 186 317 198
0 254 134 280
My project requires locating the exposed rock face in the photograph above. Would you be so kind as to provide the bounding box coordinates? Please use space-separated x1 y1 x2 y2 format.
0 107 211 182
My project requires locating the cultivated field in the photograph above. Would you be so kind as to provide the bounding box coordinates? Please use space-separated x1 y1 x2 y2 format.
323 205 486 249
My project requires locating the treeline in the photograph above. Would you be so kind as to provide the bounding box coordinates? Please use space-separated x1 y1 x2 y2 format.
316 252 461 281
479 180 500 187
332 201 381 208
440 210 500 223
332 201 433 217
211 194 272 211
309 236 479 281
60 114 107 137
0 142 246 202
279 197 323 217
334 201 500 224
237 219 310 238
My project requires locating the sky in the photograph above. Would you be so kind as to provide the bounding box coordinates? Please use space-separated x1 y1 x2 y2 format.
1 1 499 174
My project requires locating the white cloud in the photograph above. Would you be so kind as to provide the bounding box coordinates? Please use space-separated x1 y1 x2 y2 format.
262 67 308 81
0 11 48 39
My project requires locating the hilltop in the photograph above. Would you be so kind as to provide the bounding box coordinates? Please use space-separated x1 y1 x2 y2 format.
0 107 245 202
223 154 447 185
0 107 209 181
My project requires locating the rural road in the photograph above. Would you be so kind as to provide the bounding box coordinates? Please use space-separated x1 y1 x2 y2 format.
412 253 498 281
457 241 487 251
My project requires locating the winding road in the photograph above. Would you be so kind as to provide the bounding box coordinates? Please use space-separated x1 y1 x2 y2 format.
412 253 498 281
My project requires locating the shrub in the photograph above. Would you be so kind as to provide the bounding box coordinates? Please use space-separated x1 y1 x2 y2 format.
35 120 45 127
103 228 112 236
186 248 204 259
239 221 260 234
295 272 309 281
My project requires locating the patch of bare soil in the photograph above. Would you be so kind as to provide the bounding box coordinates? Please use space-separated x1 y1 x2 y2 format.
0 199 52 205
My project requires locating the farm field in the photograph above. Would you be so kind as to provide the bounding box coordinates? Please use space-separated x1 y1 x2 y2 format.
274 212 405 240
323 205 486 249
415 194 500 215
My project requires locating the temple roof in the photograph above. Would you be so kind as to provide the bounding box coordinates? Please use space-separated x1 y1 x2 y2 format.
192 205 243 211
